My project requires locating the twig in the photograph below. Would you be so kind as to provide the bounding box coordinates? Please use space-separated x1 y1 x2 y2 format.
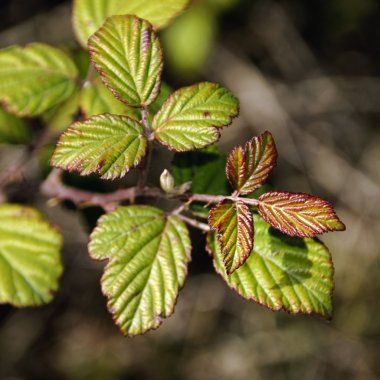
176 214 210 232
137 106 153 189
190 193 259 206
41 169 162 211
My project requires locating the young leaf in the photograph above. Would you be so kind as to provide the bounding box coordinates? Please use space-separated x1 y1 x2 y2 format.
89 206 191 336
152 82 239 151
0 204 62 306
227 131 277 195
51 114 147 180
80 78 140 120
209 200 253 274
208 215 333 318
258 191 346 238
0 107 30 144
0 43 78 117
73 0 189 47
88 15 163 107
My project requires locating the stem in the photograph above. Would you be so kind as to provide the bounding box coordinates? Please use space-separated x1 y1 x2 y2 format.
41 169 161 212
141 106 151 133
137 143 152 190
189 193 259 206
138 106 153 189
176 214 210 232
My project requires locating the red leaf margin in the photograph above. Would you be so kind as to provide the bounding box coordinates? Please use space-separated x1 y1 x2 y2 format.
257 191 346 238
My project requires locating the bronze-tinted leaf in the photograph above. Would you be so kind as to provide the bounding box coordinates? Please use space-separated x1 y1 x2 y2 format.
226 131 277 195
257 191 346 238
208 200 253 274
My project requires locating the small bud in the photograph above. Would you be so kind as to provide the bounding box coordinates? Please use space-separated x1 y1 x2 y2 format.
160 169 175 193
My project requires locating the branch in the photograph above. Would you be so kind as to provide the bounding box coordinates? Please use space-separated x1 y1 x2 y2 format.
41 169 162 212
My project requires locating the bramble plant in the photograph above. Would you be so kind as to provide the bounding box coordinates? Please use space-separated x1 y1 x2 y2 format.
0 0 345 336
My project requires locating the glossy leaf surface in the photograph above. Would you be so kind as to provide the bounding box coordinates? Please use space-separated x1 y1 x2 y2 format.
209 200 253 274
152 82 239 151
258 191 346 237
227 131 277 195
208 215 333 318
73 0 189 47
51 114 147 179
89 206 191 336
0 43 78 116
0 204 62 306
88 15 163 107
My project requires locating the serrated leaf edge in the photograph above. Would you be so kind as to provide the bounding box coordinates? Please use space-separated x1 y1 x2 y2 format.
206 231 334 319
88 208 192 336
88 15 164 108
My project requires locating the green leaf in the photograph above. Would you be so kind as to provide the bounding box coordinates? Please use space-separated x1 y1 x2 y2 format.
43 89 80 133
152 82 239 151
0 107 30 144
172 147 231 217
89 206 191 336
80 78 140 120
227 131 277 195
73 0 189 47
258 191 346 238
0 204 63 306
209 200 253 274
88 15 163 107
51 113 147 180
208 215 334 318
0 43 78 117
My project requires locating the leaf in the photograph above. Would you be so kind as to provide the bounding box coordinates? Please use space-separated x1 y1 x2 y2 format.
172 146 231 217
257 191 346 238
43 89 80 133
209 200 253 274
0 43 78 117
226 131 277 195
89 205 191 336
51 113 147 180
208 215 334 318
152 82 239 151
0 107 30 144
88 15 163 107
73 0 189 47
0 204 62 306
80 78 140 120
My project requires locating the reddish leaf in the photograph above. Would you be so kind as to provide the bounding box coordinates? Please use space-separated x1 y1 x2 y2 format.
257 191 346 238
226 131 277 195
208 200 253 274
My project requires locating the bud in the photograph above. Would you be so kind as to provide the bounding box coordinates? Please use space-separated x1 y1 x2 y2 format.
160 169 175 193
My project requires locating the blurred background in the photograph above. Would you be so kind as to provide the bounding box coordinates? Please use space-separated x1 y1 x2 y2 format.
1 0 380 379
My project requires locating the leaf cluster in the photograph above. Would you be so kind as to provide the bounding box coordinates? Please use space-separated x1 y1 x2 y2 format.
0 0 345 337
